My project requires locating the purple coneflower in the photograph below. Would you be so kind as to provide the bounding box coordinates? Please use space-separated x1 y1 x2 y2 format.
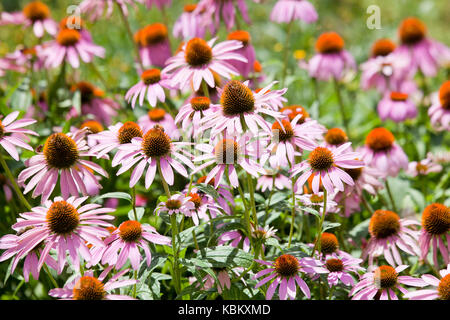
125 69 172 108
193 135 265 188
377 92 417 123
175 96 220 137
256 171 291 192
419 203 449 269
407 157 442 177
138 108 180 139
395 17 450 77
321 253 364 288
135 23 172 69
18 129 108 202
359 127 408 178
350 265 426 300
143 0 172 10
155 194 199 225
200 80 285 136
195 0 253 32
291 142 364 195
363 210 421 266
173 4 213 41
163 37 246 91
404 264 450 300
97 220 171 270
270 0 318 24
0 111 37 161
41 28 105 69
0 1 57 38
254 254 326 300
308 32 356 81
115 125 194 188
225 30 256 78
0 196 115 274
428 80 450 132
79 0 138 22
49 268 137 300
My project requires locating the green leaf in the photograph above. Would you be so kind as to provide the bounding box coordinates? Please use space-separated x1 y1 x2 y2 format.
191 246 254 269
128 207 145 221
322 221 341 232
91 192 132 203
196 184 220 199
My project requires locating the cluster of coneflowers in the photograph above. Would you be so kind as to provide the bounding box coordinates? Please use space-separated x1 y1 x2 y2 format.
0 0 448 301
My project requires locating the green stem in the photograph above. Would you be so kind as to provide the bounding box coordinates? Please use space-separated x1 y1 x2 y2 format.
115 0 144 71
43 264 58 288
281 20 295 87
202 81 210 100
333 78 349 135
385 180 397 212
246 173 258 229
287 177 297 248
131 186 138 220
263 175 276 224
311 189 327 257
0 152 32 211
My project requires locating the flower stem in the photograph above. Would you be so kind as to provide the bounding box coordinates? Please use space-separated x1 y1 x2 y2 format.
115 0 144 71
0 152 32 211
311 189 327 257
131 186 138 220
202 81 210 100
287 177 298 248
281 20 295 87
333 78 349 135
43 264 58 288
385 179 397 212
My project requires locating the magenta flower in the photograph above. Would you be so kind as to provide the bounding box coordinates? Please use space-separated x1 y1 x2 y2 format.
163 37 246 91
115 125 194 188
270 0 318 24
404 264 450 300
350 265 427 300
359 127 408 178
97 220 171 270
18 129 108 203
185 187 224 221
254 254 326 300
0 1 57 38
291 142 364 195
125 69 172 108
41 28 105 69
195 175 235 215
197 268 233 294
395 17 450 77
428 81 450 132
0 196 115 274
200 80 286 136
49 268 137 300
308 32 356 81
377 92 418 123
193 135 265 188
363 210 421 267
218 230 250 252
0 111 37 161
419 203 449 269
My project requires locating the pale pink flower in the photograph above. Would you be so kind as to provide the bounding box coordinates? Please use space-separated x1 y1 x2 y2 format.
407 158 442 177
320 253 364 288
419 203 449 269
49 268 138 300
308 32 356 81
225 30 256 78
125 69 172 108
270 0 318 24
363 210 421 267
163 37 247 91
173 4 213 40
175 96 220 137
18 129 108 203
256 171 291 192
96 220 171 270
0 111 38 161
0 2 58 38
79 0 138 22
40 28 105 69
350 265 427 300
291 142 364 195
404 264 450 300
0 196 115 274
155 194 199 225
428 81 450 132
138 108 180 140
377 92 418 123
254 254 327 300
359 127 408 178
115 125 194 188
